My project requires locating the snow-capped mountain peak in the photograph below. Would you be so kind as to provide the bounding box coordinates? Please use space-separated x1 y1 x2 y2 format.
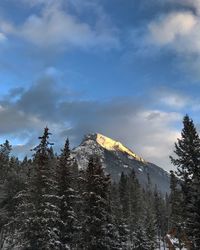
73 133 170 194
96 133 145 163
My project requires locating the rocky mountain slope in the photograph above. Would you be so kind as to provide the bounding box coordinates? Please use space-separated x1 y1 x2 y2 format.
73 133 170 194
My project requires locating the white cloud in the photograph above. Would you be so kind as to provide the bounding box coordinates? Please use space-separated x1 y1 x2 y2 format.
1 1 119 50
147 7 200 58
161 95 187 108
128 110 181 170
145 8 200 78
148 11 197 45
157 90 190 109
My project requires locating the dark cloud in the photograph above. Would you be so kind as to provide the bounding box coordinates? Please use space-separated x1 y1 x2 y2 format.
17 77 62 120
8 87 25 98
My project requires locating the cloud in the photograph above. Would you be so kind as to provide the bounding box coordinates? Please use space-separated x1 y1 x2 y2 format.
170 0 200 13
16 77 63 120
146 3 200 57
1 1 119 50
0 79 182 171
20 0 60 6
58 100 182 171
144 5 200 77
156 89 190 109
0 32 7 42
148 11 197 46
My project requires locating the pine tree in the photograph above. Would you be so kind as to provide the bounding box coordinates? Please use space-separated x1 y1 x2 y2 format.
3 156 25 220
82 156 119 250
110 182 129 249
56 139 78 250
168 171 184 249
0 151 25 247
0 140 12 182
144 204 157 250
170 115 200 249
0 141 12 231
119 172 130 220
153 186 169 248
128 169 143 247
133 221 149 250
118 172 130 248
169 171 183 229
5 127 60 249
144 175 157 250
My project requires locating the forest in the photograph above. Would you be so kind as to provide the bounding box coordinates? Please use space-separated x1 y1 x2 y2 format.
0 114 199 250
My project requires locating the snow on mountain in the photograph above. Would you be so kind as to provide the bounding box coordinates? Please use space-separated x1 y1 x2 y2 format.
73 133 170 194
96 133 145 162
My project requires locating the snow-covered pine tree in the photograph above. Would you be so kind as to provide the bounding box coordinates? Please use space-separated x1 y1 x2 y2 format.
153 186 169 248
5 127 60 249
127 169 143 247
82 156 119 250
110 182 129 249
0 146 26 248
119 172 130 220
56 139 78 250
29 127 61 249
0 141 12 232
169 171 183 230
170 115 200 248
118 172 131 248
0 140 12 182
3 156 25 221
133 221 149 250
143 174 157 250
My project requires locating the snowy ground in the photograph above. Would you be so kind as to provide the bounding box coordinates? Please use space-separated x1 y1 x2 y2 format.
156 244 187 249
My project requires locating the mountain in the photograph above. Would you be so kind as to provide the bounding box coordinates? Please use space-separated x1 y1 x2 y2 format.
73 133 170 194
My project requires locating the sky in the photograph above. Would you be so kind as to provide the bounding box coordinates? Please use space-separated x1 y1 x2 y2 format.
1 0 200 171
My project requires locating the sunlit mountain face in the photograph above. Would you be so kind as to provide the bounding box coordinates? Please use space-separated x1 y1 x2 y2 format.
96 133 145 163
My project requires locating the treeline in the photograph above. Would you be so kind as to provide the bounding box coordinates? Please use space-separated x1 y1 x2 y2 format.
1 117 199 249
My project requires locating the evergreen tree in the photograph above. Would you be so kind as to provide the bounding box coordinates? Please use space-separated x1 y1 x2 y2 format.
133 221 149 250
153 186 169 248
0 150 25 247
128 169 143 247
29 127 60 249
118 172 130 248
119 172 129 220
0 141 12 231
5 127 60 249
3 156 25 220
144 175 157 250
56 139 78 250
0 140 12 182
169 171 184 249
169 171 183 229
170 115 200 249
82 156 119 250
144 203 157 250
110 182 129 249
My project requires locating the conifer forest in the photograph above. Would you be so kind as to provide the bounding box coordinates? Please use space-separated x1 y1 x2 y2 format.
0 115 199 249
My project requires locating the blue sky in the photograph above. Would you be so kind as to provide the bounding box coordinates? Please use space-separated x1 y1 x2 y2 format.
1 0 200 170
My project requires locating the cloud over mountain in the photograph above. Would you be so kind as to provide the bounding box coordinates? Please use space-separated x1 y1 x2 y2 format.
0 78 182 171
